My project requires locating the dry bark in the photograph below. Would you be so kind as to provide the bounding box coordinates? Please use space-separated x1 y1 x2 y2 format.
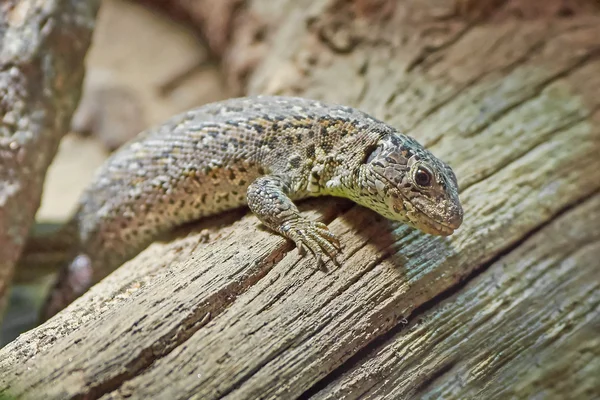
0 0 100 314
1 0 599 399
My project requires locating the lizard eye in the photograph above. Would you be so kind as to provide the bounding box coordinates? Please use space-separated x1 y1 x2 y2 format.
414 166 433 187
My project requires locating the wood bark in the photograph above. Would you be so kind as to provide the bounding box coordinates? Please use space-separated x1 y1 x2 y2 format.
0 0 100 314
1 0 599 399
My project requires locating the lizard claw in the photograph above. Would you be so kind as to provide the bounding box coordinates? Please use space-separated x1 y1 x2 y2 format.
281 219 341 266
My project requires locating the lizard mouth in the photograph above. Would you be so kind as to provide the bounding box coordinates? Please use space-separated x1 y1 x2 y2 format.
412 211 456 236
374 172 457 236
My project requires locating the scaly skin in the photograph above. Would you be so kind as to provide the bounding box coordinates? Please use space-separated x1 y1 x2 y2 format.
43 96 463 319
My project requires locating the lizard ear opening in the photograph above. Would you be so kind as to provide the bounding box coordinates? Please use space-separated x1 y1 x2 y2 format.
364 144 383 164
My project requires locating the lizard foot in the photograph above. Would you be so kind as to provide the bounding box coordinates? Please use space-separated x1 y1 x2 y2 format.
280 219 341 267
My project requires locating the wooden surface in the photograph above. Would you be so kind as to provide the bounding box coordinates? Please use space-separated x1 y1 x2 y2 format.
1 0 599 399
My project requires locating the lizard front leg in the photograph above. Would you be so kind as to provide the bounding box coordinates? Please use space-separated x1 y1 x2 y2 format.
246 175 341 266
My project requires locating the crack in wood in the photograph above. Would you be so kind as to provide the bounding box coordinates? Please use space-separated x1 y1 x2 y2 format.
459 106 597 193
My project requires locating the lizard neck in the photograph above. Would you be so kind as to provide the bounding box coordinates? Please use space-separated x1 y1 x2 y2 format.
292 121 389 200
317 140 381 199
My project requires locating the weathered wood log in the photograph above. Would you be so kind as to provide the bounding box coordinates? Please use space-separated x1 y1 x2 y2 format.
0 0 100 314
1 0 599 399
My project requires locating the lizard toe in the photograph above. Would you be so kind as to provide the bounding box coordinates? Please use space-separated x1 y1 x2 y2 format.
283 219 341 266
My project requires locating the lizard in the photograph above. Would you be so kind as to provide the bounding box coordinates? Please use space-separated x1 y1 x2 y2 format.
36 95 463 320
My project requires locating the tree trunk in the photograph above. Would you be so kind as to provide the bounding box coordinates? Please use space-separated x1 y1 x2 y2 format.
0 0 100 314
1 0 599 399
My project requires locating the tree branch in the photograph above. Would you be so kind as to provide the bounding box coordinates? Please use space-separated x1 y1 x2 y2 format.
0 0 101 314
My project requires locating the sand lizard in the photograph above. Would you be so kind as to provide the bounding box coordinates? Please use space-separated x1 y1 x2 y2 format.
39 95 463 319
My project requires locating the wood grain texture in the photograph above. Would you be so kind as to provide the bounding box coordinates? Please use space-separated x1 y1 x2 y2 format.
1 0 599 399
0 0 100 314
312 193 600 399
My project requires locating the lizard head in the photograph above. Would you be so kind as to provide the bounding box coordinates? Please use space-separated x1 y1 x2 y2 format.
356 132 463 236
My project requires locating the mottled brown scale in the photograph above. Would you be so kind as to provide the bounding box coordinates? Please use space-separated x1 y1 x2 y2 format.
43 95 463 319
